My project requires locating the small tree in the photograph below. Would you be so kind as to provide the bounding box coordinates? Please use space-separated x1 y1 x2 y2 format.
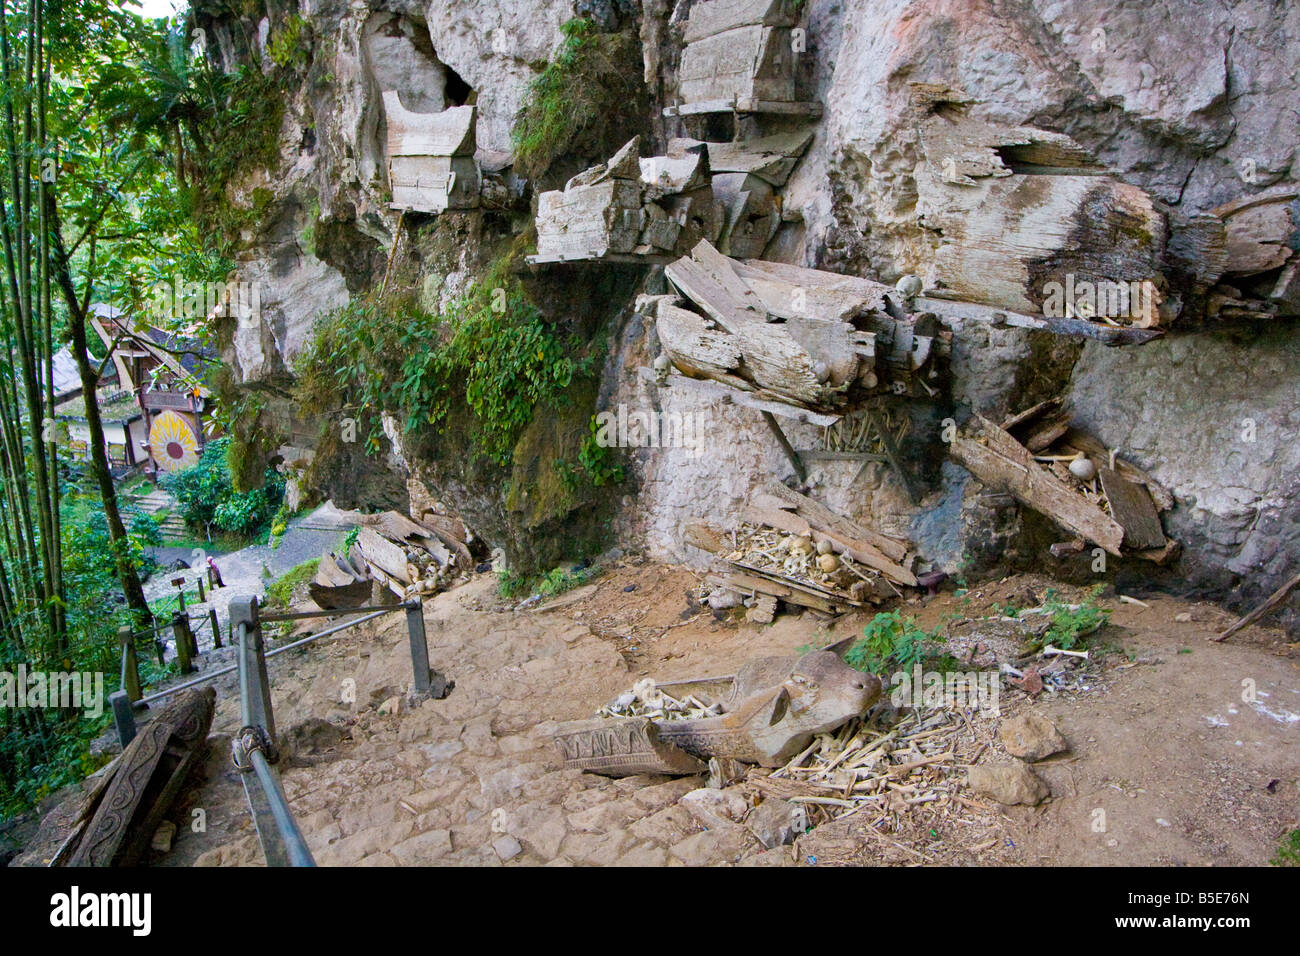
163 437 285 541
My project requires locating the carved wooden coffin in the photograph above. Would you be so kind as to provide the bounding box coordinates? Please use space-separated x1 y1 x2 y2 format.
535 178 644 261
383 91 479 214
55 687 216 866
390 156 480 214
553 650 881 776
552 716 707 777
683 0 799 44
678 24 797 108
913 91 1168 326
383 92 475 156
654 652 881 767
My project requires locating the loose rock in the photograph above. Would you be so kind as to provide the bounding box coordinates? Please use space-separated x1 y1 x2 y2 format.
999 710 1068 761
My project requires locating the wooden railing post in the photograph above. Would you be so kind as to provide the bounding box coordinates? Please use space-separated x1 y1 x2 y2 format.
172 611 194 674
118 625 141 703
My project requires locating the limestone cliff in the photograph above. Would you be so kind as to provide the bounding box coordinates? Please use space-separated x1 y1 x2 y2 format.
198 0 1300 629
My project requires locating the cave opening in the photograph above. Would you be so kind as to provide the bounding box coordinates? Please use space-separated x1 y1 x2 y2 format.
442 63 472 107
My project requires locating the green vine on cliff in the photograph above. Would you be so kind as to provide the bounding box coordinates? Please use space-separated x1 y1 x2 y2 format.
294 250 602 469
511 17 645 181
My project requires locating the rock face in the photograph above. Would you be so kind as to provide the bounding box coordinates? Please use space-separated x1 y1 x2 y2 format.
203 0 1300 631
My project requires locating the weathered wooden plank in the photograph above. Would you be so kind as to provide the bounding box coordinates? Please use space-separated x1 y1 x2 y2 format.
950 416 1125 556
761 410 807 482
915 294 1164 346
683 0 798 43
729 560 863 607
656 301 743 379
736 258 892 309
644 367 841 426
357 526 411 583
1056 427 1173 511
687 239 768 315
1021 405 1073 453
743 504 811 536
1211 189 1299 276
1001 397 1063 433
382 93 475 156
697 128 814 186
1097 466 1165 550
684 521 729 554
665 98 822 117
763 482 911 566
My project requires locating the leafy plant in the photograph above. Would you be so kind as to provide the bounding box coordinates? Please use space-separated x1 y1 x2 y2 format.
265 558 320 611
162 437 286 540
498 563 597 600
511 18 645 180
845 611 947 675
1271 829 1300 867
295 251 598 469
1039 585 1111 650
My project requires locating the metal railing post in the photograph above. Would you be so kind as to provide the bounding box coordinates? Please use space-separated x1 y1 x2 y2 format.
231 596 275 741
172 611 194 674
118 625 141 703
110 690 136 747
405 598 431 695
404 598 449 698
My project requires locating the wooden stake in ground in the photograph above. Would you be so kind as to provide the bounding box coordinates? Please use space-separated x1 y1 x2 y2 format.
1213 569 1300 642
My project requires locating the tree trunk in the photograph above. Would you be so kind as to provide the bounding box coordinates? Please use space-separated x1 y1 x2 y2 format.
66 311 154 628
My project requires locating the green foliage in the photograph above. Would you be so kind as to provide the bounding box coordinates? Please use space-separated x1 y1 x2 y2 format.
1039 585 1110 650
161 437 285 540
267 14 311 70
1271 829 1300 867
295 252 599 469
498 563 597 600
511 18 644 180
342 525 361 553
578 415 625 487
265 558 320 610
845 611 947 676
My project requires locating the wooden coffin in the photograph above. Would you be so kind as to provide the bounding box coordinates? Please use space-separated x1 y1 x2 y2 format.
534 179 644 261
678 24 797 108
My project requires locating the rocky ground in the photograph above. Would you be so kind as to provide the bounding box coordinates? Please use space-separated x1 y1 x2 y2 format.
12 560 1297 868
122 560 1298 868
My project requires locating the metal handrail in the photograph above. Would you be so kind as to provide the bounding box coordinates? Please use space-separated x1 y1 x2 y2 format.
109 591 441 867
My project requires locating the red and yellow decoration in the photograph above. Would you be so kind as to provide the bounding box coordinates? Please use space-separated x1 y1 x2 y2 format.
149 410 201 473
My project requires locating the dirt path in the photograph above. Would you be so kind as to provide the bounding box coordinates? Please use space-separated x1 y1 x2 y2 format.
148 565 1297 867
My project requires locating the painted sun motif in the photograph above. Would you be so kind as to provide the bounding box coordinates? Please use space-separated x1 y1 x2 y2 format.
149 410 200 473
